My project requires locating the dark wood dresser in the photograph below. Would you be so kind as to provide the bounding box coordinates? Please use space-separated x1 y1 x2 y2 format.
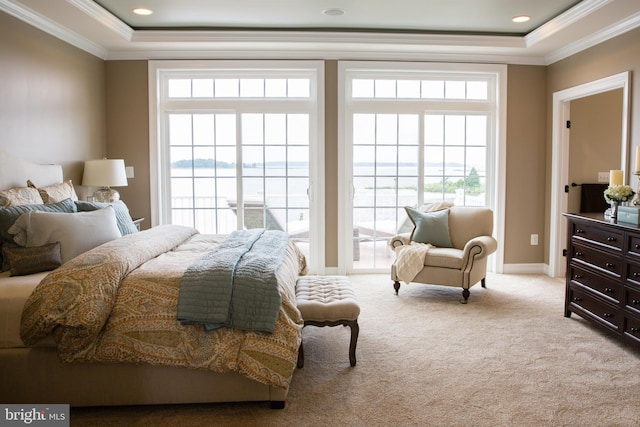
564 213 640 349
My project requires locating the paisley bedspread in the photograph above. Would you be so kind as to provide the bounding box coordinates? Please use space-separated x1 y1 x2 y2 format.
20 225 306 389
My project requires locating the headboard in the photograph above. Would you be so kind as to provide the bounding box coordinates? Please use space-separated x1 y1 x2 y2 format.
0 150 63 190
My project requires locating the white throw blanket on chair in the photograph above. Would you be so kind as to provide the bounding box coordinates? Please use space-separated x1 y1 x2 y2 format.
395 242 433 284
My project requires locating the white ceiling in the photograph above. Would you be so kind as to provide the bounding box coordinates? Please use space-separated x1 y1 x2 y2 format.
1 0 640 65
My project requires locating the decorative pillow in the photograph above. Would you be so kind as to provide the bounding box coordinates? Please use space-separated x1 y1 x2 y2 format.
75 200 138 236
0 187 44 207
2 242 62 276
27 179 78 203
0 198 77 242
8 206 121 263
398 201 455 234
404 206 453 248
0 198 77 271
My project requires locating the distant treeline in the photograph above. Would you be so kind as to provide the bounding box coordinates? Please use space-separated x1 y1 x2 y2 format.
172 158 468 169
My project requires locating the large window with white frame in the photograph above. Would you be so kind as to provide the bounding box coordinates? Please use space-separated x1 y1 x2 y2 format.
150 61 324 271
339 61 505 272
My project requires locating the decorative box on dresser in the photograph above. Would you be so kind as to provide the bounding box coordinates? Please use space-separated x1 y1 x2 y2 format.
564 213 640 350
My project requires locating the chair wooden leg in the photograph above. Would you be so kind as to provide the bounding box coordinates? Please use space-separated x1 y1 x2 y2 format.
393 280 401 295
481 277 486 288
461 288 470 304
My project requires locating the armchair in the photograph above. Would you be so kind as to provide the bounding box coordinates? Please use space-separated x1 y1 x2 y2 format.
390 206 497 303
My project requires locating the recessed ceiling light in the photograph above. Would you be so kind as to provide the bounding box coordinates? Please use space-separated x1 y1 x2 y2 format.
133 8 153 16
512 15 531 23
323 8 345 17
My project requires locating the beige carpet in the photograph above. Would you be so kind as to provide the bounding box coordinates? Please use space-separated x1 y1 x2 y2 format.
71 273 640 426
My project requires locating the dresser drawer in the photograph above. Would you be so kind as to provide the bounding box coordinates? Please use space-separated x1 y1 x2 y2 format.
572 221 624 251
626 262 640 286
627 234 640 258
568 285 620 330
623 315 640 343
626 286 640 313
569 265 621 303
570 242 622 278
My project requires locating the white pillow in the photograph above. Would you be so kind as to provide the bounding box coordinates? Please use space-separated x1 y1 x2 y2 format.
8 206 121 263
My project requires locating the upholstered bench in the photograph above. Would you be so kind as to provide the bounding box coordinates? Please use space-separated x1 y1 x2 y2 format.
295 275 360 367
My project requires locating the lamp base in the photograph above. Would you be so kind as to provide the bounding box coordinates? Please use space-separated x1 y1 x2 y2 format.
93 187 120 203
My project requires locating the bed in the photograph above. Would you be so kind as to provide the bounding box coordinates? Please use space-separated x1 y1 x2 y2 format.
0 151 306 408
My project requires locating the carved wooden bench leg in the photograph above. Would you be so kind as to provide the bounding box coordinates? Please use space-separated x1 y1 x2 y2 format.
347 320 359 366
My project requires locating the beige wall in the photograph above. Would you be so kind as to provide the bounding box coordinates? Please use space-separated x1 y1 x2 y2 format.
0 12 105 184
504 65 547 264
567 89 623 213
324 61 339 266
104 61 150 228
4 7 640 270
547 26 640 264
105 61 549 267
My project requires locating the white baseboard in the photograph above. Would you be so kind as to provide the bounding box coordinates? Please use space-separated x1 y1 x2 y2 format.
324 264 555 276
501 263 548 274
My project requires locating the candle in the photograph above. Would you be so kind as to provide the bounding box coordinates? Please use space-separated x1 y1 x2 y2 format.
610 169 623 186
636 146 640 173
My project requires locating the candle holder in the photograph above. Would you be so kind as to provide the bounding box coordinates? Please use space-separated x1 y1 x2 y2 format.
633 171 640 206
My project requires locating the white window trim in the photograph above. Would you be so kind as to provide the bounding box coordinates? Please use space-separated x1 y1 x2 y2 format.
148 60 325 273
337 60 506 275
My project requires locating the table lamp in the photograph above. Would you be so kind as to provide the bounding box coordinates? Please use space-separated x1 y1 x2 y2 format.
82 159 128 202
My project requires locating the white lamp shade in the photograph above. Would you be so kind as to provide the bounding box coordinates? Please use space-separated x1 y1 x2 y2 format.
82 159 128 187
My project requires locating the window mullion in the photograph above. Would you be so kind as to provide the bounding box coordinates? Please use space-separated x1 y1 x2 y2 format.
418 114 425 207
236 112 244 230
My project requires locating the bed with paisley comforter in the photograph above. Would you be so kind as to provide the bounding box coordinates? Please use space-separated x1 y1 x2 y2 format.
0 152 306 408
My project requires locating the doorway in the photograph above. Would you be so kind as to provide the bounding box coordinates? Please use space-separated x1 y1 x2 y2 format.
549 71 631 278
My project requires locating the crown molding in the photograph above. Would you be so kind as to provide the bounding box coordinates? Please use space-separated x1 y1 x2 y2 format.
545 10 640 64
131 29 524 49
0 0 107 58
106 46 548 66
67 0 133 41
526 0 612 47
1 0 637 66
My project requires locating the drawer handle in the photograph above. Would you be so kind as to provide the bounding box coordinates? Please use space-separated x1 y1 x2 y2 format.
632 327 640 333
603 313 612 318
634 272 640 278
604 288 613 293
576 252 584 257
605 263 615 268
607 237 616 242
573 297 582 302
632 300 640 305
576 229 585 234
636 244 640 249
574 274 583 279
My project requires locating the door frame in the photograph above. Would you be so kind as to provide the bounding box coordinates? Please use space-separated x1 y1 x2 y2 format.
549 71 631 277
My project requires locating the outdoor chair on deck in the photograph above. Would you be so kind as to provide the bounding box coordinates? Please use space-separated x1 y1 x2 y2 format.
227 201 309 239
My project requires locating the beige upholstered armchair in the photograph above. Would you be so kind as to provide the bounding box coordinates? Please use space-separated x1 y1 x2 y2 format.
390 206 498 303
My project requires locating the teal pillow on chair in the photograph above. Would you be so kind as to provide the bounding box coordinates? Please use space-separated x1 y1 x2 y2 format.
404 206 453 248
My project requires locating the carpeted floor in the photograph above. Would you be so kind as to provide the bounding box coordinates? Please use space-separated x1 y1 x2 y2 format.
71 273 640 426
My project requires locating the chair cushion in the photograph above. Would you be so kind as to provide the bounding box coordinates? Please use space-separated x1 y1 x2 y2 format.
424 247 463 269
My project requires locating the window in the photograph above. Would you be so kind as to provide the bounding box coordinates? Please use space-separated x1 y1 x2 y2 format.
150 61 323 271
340 61 504 272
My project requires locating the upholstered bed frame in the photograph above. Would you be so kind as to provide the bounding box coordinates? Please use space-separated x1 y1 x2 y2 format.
0 150 288 408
